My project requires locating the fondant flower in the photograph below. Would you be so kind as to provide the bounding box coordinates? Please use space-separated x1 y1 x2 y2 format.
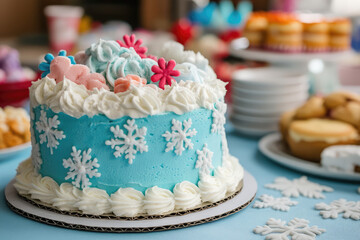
114 74 147 93
146 54 158 61
151 58 180 89
48 56 109 91
117 34 148 58
39 50 75 78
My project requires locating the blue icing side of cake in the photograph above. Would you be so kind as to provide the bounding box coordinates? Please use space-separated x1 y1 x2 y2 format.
33 105 223 194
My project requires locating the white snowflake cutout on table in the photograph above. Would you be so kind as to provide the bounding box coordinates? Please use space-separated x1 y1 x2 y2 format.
265 176 333 199
195 144 214 175
35 110 65 154
315 199 360 220
63 146 101 189
105 119 148 164
253 194 298 212
163 118 197 156
254 218 326 240
211 101 226 135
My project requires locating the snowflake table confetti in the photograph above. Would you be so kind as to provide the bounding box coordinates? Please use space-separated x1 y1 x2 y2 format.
315 199 360 220
253 218 326 240
265 176 333 199
253 194 298 212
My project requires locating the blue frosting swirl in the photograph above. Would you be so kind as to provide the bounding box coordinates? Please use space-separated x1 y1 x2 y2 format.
173 62 208 83
85 39 126 74
105 48 157 86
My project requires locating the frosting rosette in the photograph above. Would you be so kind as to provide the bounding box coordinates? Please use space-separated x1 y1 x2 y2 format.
53 183 82 211
104 48 157 87
173 181 202 210
110 188 145 217
143 186 175 215
85 39 123 73
75 188 111 215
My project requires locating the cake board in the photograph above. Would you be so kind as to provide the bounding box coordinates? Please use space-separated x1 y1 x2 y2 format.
5 171 257 233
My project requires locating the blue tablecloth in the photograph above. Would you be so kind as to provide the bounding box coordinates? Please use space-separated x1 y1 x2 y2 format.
1 125 359 240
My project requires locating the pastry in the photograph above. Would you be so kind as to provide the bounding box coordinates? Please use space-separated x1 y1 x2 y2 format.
324 91 360 109
294 96 327 120
243 13 268 48
302 21 329 52
265 13 303 52
321 145 360 173
287 118 358 162
0 106 30 149
329 18 352 51
14 36 244 217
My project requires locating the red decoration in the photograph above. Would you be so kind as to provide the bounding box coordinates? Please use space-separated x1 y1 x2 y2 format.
117 34 148 58
171 19 195 45
151 58 180 90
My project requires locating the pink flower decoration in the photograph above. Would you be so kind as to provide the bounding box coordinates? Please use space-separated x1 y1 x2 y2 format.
47 56 109 91
151 58 180 90
114 74 147 93
117 34 148 58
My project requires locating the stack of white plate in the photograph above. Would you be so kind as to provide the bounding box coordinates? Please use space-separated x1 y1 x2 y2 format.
230 67 309 137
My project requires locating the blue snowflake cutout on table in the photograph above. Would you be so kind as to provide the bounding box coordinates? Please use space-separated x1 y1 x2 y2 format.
38 50 76 78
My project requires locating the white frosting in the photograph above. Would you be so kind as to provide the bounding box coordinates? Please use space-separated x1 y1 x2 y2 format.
75 188 111 215
29 176 59 203
30 77 226 119
173 181 201 210
198 175 227 203
321 145 360 173
110 188 145 217
144 186 175 215
14 155 243 217
53 183 82 211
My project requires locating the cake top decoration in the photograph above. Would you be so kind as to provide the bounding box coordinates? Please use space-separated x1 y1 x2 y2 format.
116 34 148 58
39 50 75 78
151 58 180 89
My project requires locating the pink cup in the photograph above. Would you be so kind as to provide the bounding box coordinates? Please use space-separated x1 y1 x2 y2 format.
44 5 84 53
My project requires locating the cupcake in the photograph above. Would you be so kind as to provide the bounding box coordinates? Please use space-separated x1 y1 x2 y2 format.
243 13 268 48
265 13 303 52
287 118 358 162
302 21 329 52
328 18 352 51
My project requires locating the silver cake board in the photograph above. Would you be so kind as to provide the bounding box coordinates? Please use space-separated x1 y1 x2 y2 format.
5 171 257 232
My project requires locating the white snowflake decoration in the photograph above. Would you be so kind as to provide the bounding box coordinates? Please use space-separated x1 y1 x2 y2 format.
31 143 42 173
211 101 226 134
265 176 333 199
105 119 148 164
315 199 360 220
35 110 65 154
253 194 298 212
195 144 214 175
254 218 326 240
63 146 101 189
162 118 197 156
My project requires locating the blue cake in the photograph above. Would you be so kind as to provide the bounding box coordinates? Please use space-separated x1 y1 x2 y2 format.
14 35 244 217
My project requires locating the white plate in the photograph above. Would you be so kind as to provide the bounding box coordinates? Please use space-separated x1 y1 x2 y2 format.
231 112 279 124
232 67 307 87
0 142 31 160
229 44 353 63
258 133 360 181
232 93 308 105
5 171 257 232
232 98 306 111
232 103 302 115
231 87 308 102
232 82 309 96
231 122 277 137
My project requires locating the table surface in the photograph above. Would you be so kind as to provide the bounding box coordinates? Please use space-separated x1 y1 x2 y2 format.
1 124 359 240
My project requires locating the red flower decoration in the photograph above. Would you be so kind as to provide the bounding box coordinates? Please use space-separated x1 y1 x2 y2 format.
151 58 180 90
117 34 148 58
